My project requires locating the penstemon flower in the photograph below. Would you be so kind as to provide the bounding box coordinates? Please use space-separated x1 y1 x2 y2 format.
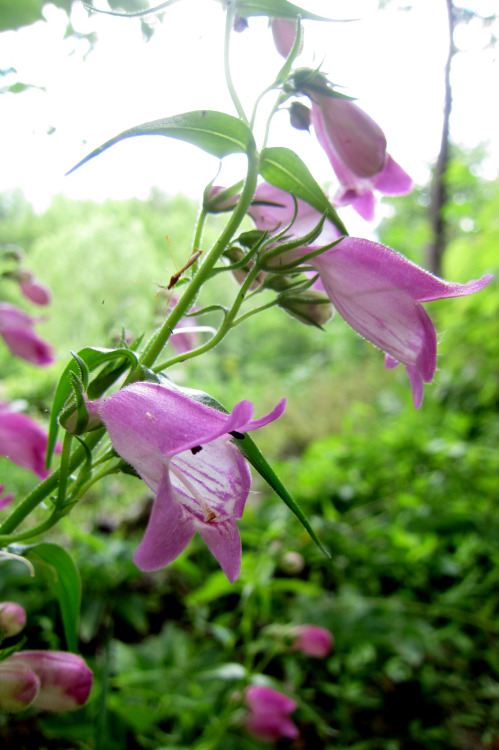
297 74 412 219
89 382 285 582
246 184 492 407
2 651 93 713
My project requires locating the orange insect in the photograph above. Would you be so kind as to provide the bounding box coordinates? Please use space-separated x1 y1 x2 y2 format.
166 249 202 290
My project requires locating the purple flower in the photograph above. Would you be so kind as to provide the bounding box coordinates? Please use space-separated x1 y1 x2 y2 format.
0 302 54 366
244 685 298 743
291 625 333 658
309 93 412 220
0 406 55 479
246 185 492 407
17 270 52 306
6 651 93 712
0 601 27 638
271 18 302 58
309 237 492 408
92 382 285 582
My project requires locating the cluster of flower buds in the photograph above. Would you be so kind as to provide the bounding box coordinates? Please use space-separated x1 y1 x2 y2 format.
0 601 93 714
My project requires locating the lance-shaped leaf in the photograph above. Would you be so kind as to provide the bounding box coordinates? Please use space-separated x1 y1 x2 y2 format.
27 544 81 653
67 111 255 175
260 147 347 235
47 347 139 469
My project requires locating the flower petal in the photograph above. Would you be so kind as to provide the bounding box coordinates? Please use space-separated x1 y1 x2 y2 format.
198 516 242 583
134 468 196 571
373 154 413 195
311 97 387 178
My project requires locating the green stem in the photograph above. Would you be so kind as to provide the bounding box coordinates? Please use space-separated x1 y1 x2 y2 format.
139 143 259 371
193 206 207 251
223 3 248 123
0 429 105 538
152 246 264 372
56 432 73 509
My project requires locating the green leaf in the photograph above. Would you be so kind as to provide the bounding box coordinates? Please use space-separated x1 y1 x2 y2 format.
0 638 27 663
27 543 81 652
260 146 348 235
235 0 336 21
47 347 138 469
0 0 44 32
67 110 255 175
236 432 331 559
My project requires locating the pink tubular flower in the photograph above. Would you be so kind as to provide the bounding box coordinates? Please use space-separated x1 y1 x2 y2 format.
246 186 492 407
244 685 298 743
0 407 54 479
0 601 27 637
271 18 302 58
0 302 54 366
308 237 492 408
7 651 93 712
17 270 52 306
291 625 333 658
92 382 285 582
310 94 412 220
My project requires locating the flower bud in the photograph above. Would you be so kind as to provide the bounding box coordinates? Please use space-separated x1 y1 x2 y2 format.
203 185 240 214
291 625 333 658
271 18 303 58
289 101 311 131
17 270 52 306
9 651 93 712
0 660 40 713
226 248 266 290
277 290 334 328
0 601 26 637
233 15 248 33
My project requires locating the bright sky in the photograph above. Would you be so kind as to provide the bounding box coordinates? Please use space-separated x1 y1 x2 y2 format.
1 0 498 218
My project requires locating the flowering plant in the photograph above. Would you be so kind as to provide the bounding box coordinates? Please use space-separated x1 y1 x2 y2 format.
0 0 493 743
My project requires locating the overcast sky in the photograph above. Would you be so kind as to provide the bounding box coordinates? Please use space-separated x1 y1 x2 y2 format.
1 0 498 218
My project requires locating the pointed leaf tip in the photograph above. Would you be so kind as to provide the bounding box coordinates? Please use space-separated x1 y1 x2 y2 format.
66 111 255 175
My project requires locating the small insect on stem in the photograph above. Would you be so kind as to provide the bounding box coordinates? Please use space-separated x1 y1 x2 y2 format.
167 250 202 290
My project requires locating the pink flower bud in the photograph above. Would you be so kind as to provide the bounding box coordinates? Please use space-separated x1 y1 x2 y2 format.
291 625 333 658
244 685 298 743
271 18 303 58
0 601 26 637
9 651 93 712
0 302 54 366
17 270 52 306
0 660 40 713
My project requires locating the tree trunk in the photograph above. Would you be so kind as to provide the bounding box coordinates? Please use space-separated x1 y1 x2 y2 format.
427 0 455 276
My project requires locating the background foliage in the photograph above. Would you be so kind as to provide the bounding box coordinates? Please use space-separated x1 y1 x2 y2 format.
0 143 498 748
